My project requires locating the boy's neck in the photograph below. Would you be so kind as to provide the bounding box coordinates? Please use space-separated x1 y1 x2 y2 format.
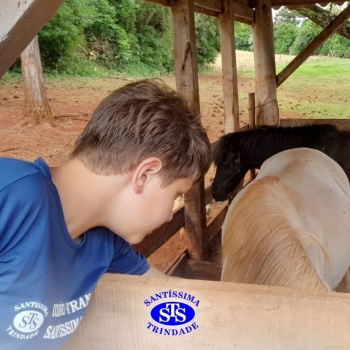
50 159 123 241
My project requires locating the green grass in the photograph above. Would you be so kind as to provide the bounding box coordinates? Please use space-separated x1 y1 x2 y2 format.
236 57 350 119
276 58 350 119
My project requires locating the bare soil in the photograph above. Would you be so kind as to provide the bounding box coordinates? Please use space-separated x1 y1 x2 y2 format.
0 50 305 165
0 73 236 164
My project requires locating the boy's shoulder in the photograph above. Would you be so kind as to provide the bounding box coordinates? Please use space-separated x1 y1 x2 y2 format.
0 157 47 192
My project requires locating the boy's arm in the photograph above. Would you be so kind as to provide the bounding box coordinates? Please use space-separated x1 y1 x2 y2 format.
143 266 168 278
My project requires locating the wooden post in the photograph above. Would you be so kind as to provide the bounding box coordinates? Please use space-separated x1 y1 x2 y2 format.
248 92 255 128
172 0 207 260
248 92 256 181
219 0 240 133
252 0 279 126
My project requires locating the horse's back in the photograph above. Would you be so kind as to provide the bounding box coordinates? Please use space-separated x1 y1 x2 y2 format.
259 147 349 191
222 148 350 290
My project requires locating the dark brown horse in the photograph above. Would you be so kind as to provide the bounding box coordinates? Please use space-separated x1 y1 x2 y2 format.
211 124 350 201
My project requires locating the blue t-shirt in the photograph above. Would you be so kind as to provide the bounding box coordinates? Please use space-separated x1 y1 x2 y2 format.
0 157 150 349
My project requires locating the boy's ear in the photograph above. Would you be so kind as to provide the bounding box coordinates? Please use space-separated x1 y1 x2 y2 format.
131 157 163 194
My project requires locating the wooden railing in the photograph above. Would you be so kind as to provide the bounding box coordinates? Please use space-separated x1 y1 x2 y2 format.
133 184 228 258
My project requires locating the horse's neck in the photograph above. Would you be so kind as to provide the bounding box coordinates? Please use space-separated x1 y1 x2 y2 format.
242 129 324 169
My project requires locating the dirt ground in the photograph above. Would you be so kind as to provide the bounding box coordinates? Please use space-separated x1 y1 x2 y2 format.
0 73 245 165
0 50 302 164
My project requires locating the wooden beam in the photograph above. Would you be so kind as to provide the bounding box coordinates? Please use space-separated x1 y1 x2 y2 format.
194 0 254 23
0 0 64 78
172 0 208 260
233 1 254 24
219 0 240 133
133 183 215 257
194 0 221 12
146 0 254 23
193 5 219 17
146 230 190 273
276 4 350 87
133 206 185 257
253 0 279 125
64 274 350 349
206 203 228 243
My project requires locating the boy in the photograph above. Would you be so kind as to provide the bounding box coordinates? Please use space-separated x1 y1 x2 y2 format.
0 79 211 349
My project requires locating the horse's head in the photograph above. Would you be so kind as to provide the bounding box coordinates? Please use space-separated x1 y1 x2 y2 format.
211 132 246 202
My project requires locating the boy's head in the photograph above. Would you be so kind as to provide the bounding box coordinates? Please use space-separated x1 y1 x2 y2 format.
71 79 211 186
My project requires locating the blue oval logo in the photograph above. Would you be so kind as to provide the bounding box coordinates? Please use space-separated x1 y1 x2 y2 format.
150 302 195 326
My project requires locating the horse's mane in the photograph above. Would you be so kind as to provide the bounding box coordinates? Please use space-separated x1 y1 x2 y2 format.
221 176 330 291
214 124 339 167
245 124 338 160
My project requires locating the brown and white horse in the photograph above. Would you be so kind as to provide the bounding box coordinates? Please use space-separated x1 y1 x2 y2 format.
221 148 350 291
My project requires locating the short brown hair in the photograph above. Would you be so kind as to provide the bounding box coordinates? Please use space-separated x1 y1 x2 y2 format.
71 79 211 186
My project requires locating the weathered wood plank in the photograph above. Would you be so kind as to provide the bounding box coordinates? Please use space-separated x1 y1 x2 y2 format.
253 0 279 126
219 0 240 133
146 0 254 23
0 0 64 78
133 206 185 257
172 0 208 260
206 203 228 243
64 274 350 350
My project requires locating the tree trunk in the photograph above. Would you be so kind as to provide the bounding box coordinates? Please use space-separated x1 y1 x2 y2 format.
296 5 350 40
21 35 54 125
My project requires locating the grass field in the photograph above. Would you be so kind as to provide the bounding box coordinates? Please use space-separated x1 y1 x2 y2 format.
213 50 350 120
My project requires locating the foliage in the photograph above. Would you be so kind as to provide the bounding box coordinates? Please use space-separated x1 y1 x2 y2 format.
289 20 321 55
273 7 303 26
39 0 92 71
195 14 220 66
276 5 350 58
36 0 220 75
234 22 253 51
132 3 174 72
35 0 350 76
274 22 298 54
317 33 350 58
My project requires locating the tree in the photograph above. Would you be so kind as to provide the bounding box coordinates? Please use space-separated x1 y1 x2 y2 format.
21 36 53 125
234 22 253 51
274 7 303 26
274 22 299 54
296 4 350 41
195 14 220 66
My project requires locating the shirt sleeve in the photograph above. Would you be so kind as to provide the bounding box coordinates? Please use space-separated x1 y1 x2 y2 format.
107 235 150 275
